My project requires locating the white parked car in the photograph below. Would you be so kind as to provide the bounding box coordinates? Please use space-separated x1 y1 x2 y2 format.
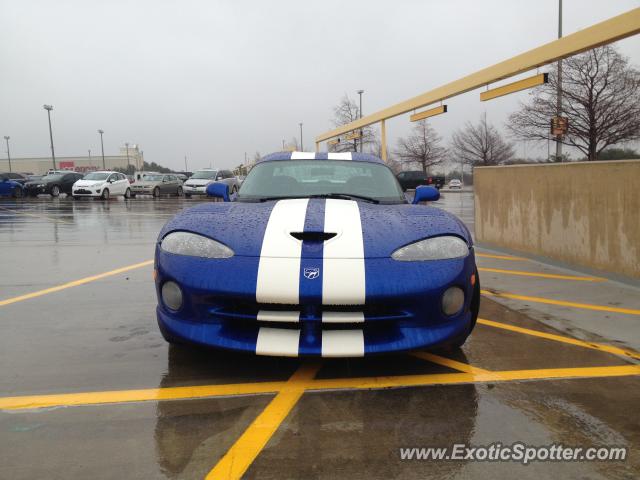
448 179 463 189
72 171 131 200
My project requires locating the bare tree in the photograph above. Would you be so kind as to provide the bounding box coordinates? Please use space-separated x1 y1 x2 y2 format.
394 120 446 173
330 94 377 153
507 46 640 160
451 114 515 166
284 137 299 151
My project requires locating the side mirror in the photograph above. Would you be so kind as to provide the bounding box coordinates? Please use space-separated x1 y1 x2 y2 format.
206 182 230 202
412 185 440 204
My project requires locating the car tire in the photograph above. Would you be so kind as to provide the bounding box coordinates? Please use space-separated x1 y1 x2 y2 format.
130 193 136 198
435 270 480 351
12 187 23 198
51 185 60 197
185 193 191 198
101 188 110 200
230 185 237 195
176 186 183 197
153 187 160 198
72 196 80 200
124 188 131 199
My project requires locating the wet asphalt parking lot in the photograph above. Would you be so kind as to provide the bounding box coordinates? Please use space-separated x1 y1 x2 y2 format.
1 192 639 479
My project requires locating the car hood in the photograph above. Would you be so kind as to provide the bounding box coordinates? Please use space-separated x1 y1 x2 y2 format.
74 180 105 187
184 179 213 187
159 198 471 259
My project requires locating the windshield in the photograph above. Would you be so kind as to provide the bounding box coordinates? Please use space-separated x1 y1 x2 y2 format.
191 170 218 179
143 175 164 181
238 160 405 203
83 172 110 181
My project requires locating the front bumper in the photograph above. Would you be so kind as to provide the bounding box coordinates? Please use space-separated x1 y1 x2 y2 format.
183 185 208 195
155 249 477 357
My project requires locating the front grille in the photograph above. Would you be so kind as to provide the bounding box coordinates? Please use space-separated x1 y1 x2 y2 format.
75 189 92 194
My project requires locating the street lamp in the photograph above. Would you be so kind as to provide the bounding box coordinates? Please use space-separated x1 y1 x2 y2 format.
299 122 303 151
98 129 105 169
43 104 56 170
125 142 130 172
3 136 11 173
357 90 364 152
88 149 92 167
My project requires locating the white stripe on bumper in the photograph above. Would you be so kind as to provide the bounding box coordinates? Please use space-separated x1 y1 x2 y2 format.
256 327 300 356
257 311 300 323
321 330 365 357
256 199 309 304
321 311 365 323
322 199 366 305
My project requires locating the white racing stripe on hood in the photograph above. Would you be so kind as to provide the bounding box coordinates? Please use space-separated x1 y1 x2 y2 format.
327 152 352 160
256 198 309 304
322 199 366 305
291 151 316 159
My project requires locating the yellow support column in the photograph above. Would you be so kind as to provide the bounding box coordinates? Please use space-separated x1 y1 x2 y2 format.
315 141 320 153
380 120 387 162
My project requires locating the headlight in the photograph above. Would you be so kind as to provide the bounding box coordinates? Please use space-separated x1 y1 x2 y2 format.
161 231 234 258
391 236 469 261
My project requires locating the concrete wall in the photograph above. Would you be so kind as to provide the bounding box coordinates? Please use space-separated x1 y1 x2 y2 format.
0 155 136 175
474 160 640 280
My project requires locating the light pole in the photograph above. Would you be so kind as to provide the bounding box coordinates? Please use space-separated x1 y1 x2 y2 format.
357 89 364 152
43 104 56 170
299 122 303 151
3 136 10 173
98 129 105 169
88 149 92 167
184 155 188 172
125 142 130 172
556 0 563 162
282 139 285 150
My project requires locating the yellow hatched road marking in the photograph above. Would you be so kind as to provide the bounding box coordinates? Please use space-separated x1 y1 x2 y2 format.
0 260 154 307
477 318 640 360
478 267 603 282
476 253 529 261
0 380 286 411
481 289 640 316
2 364 639 413
411 352 491 375
205 363 321 480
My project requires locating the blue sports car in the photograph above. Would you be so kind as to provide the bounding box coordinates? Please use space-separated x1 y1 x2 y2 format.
155 152 479 357
0 175 24 198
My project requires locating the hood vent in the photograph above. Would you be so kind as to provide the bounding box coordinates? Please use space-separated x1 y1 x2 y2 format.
290 231 337 242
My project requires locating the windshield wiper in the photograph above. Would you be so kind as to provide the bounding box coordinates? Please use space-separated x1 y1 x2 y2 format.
256 193 379 204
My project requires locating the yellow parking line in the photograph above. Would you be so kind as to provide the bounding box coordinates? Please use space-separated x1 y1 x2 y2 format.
0 260 154 307
478 267 603 282
476 253 529 261
411 352 492 374
305 365 640 391
206 363 321 480
481 289 640 316
0 380 286 411
477 318 640 360
4 364 640 413
0 206 73 224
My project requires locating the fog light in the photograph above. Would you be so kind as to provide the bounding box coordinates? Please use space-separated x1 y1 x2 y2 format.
442 287 464 316
162 281 183 311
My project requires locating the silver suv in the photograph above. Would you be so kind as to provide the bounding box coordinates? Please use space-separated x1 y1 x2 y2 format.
183 169 239 198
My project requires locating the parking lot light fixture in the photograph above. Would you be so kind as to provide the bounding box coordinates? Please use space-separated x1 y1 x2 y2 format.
299 123 303 151
3 136 10 172
98 130 105 169
125 142 130 172
43 104 56 170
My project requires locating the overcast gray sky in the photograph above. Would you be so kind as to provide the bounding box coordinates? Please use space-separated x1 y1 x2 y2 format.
1 0 639 171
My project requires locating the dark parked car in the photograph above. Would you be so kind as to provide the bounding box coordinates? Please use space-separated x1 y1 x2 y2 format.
24 172 84 197
0 172 30 185
0 175 24 198
396 171 445 191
